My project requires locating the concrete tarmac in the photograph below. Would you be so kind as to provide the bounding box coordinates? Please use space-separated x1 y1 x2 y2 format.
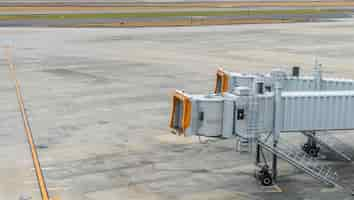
1 19 354 200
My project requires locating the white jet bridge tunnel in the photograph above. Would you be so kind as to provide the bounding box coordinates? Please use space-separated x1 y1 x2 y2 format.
169 64 354 188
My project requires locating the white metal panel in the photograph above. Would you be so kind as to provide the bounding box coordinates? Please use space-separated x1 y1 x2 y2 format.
275 77 354 91
254 95 274 133
228 72 257 92
284 77 316 91
234 95 249 138
233 94 274 138
222 98 234 138
322 78 354 90
185 98 199 136
196 96 224 137
282 91 354 131
225 70 354 93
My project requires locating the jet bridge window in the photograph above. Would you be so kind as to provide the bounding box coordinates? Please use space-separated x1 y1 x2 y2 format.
265 86 272 92
237 109 245 120
199 112 204 121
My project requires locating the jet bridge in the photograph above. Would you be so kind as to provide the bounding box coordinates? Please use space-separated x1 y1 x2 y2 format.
171 89 354 137
169 65 354 188
214 66 354 94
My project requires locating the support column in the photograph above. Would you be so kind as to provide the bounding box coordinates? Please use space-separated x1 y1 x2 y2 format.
256 144 261 164
313 60 323 91
273 80 283 181
272 142 278 181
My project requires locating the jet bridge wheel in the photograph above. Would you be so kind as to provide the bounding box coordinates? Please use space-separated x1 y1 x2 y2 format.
261 174 273 186
302 143 320 157
308 147 320 157
256 165 273 186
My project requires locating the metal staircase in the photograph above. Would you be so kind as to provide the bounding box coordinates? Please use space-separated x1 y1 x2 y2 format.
302 131 353 162
257 134 341 188
236 97 262 152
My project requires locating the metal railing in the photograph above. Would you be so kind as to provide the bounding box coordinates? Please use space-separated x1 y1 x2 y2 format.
258 134 340 188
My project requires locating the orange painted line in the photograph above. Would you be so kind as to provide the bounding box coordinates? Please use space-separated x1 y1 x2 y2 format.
5 48 50 200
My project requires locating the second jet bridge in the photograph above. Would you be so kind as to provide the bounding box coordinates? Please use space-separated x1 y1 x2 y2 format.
214 67 354 94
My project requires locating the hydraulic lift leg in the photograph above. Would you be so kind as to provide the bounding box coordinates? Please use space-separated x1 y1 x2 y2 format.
272 142 278 181
256 144 261 164
255 144 274 186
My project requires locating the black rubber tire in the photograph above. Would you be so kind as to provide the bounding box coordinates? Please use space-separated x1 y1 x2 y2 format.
309 148 318 157
261 175 273 186
302 144 309 152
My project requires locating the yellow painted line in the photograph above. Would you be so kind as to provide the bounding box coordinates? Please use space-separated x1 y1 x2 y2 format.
260 184 283 193
274 185 283 193
4 47 52 200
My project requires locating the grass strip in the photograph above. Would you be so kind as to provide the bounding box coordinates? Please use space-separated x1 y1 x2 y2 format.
0 9 347 21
